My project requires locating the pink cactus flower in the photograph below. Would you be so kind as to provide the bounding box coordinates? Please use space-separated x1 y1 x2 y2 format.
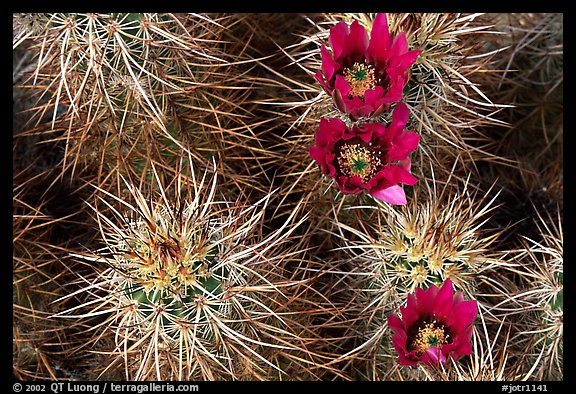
315 13 421 120
388 279 479 366
309 102 419 205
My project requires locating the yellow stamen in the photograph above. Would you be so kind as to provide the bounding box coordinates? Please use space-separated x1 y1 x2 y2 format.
413 320 449 355
337 143 382 182
343 62 377 98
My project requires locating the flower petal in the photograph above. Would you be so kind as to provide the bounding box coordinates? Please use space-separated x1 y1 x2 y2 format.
456 341 473 357
347 101 374 120
381 165 418 186
415 285 435 316
388 132 420 162
402 294 421 329
363 86 386 110
394 49 421 70
390 31 409 58
387 51 421 83
448 300 478 332
431 279 455 321
325 153 337 177
320 45 340 83
332 88 347 114
329 21 350 61
390 102 410 132
366 13 391 67
334 74 352 97
371 102 390 118
371 185 407 205
444 335 473 361
396 349 419 367
423 346 447 366
391 335 419 366
337 176 361 194
316 117 345 148
353 123 375 143
398 157 412 172
348 175 365 188
347 19 369 60
309 146 325 166
314 70 327 91
387 314 405 333
381 76 406 103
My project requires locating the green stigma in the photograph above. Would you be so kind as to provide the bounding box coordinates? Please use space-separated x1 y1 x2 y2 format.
343 62 377 98
351 65 367 81
413 320 449 355
350 158 369 174
336 142 383 182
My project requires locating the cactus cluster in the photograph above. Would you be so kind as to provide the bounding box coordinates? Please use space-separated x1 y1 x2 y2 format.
14 13 562 382
320 178 502 379
53 160 325 380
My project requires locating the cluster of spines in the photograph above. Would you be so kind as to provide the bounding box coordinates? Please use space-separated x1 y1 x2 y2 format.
13 13 563 381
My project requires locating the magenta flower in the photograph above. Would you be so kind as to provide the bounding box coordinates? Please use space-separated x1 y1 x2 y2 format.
315 13 421 120
387 279 478 366
309 102 419 205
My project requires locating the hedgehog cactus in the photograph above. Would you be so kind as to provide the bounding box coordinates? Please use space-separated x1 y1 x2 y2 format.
13 13 204 129
12 13 258 190
477 13 563 226
350 180 499 298
55 158 320 380
508 208 563 380
326 178 504 379
386 13 507 175
13 13 564 382
262 13 505 197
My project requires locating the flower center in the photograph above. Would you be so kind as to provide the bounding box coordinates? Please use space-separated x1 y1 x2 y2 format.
336 141 382 182
343 62 376 98
412 320 449 355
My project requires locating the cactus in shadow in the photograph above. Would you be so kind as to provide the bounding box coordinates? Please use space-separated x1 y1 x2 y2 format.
13 13 264 195
501 208 563 380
